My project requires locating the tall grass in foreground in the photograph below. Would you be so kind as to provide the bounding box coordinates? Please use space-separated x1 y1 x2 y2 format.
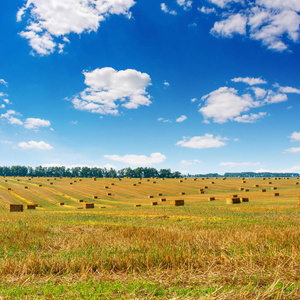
1 207 300 298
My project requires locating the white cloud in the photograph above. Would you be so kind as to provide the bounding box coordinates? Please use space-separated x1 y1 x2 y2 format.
0 79 7 86
263 90 288 104
176 115 187 122
0 104 4 109
161 3 177 15
290 132 300 142
104 152 166 166
220 162 261 167
164 80 170 87
211 13 247 37
158 117 171 123
0 141 12 144
232 77 267 85
176 134 227 149
234 112 266 123
17 0 135 55
252 87 267 99
71 67 152 115
191 98 197 102
181 159 201 165
276 85 300 94
284 147 300 153
18 141 53 150
177 0 192 10
0 110 23 126
204 0 300 51
198 6 216 14
72 120 78 125
3 99 11 104
24 118 51 130
200 87 257 123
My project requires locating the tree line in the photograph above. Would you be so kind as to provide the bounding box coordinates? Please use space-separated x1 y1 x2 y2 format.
0 166 182 178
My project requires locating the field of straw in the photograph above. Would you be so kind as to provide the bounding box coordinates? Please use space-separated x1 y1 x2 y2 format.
0 176 300 299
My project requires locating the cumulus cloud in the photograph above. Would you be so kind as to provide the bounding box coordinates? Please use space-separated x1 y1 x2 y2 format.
0 79 7 86
164 80 170 87
232 77 267 86
104 152 166 166
284 147 300 153
290 132 300 142
200 87 257 123
275 85 300 94
17 0 136 55
176 134 227 149
18 141 53 150
234 112 266 123
71 67 152 115
201 0 300 51
158 117 171 123
0 110 23 126
220 162 261 167
199 77 296 123
211 13 247 37
198 6 216 14
177 0 192 10
24 118 51 130
176 115 187 122
161 3 177 15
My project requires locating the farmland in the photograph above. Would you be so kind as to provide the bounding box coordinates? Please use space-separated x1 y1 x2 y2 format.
0 176 300 299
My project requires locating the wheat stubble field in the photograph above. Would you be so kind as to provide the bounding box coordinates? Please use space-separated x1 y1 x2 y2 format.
0 176 300 299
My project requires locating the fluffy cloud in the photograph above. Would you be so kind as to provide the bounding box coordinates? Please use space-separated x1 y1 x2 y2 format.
0 110 23 125
201 0 300 51
161 3 177 15
198 78 296 123
158 117 171 123
104 152 166 166
232 77 267 86
0 79 7 86
71 67 152 115
211 14 247 37
164 80 170 87
24 118 51 130
18 141 53 150
200 87 257 123
220 162 260 167
176 134 227 149
276 85 300 94
177 0 192 10
290 132 300 142
176 115 187 122
284 147 300 153
198 6 216 14
17 0 136 55
234 112 266 123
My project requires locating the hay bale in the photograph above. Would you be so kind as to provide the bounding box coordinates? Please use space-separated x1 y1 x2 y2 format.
244 189 249 192
78 199 84 203
199 188 204 192
151 202 158 206
148 195 154 198
69 182 73 185
261 189 266 192
7 188 11 191
4 180 7 182
170 200 184 206
274 193 280 196
180 192 185 195
232 194 238 197
271 187 277 190
84 203 94 209
50 182 53 185
24 186 28 189
239 187 244 191
107 193 112 196
79 179 82 181
179 180 183 183
160 198 166 202
104 186 109 189
268 182 272 184
153 181 156 184
39 185 42 187
135 204 141 207
240 198 249 202
132 184 136 186
226 197 241 204
158 193 163 196
296 182 299 185
242 181 246 183
111 183 115 185
200 191 204 194
93 177 97 181
204 186 208 189
254 185 259 187
208 197 215 201
210 181 215 184
101 207 106 209
193 178 197 181
9 204 23 212
93 196 98 199
223 177 227 180
59 202 65 206
26 205 36 210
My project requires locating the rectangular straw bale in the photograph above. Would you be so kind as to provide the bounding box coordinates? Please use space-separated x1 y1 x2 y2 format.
239 187 244 191
135 204 141 207
7 188 11 190
26 205 36 210
151 202 158 206
210 182 215 184
107 193 112 196
93 196 98 199
180 192 185 195
78 199 84 202
274 193 280 196
24 186 28 189
148 195 154 198
9 204 23 212
170 200 184 206
254 185 259 187
160 198 166 202
226 197 241 204
84 203 94 209
39 185 42 187
208 197 215 201
244 189 249 192
261 189 266 192
158 193 163 196
271 187 277 190
240 198 249 202
59 202 65 205
232 194 238 197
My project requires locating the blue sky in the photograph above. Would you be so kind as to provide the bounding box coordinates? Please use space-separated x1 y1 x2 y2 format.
0 0 300 174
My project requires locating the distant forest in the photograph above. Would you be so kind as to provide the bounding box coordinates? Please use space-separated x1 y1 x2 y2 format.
0 166 299 178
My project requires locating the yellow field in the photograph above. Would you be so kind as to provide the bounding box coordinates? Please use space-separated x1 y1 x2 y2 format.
0 176 299 211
